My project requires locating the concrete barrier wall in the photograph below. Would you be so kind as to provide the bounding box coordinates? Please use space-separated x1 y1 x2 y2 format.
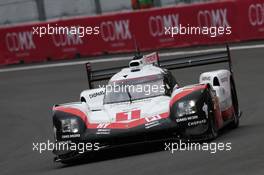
1 0 263 66
0 0 210 25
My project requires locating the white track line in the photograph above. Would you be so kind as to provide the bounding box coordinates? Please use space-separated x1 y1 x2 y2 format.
0 43 264 73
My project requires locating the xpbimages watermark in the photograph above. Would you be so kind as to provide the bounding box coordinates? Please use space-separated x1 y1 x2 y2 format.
164 24 232 38
32 140 100 154
32 24 100 37
98 82 165 96
164 140 232 154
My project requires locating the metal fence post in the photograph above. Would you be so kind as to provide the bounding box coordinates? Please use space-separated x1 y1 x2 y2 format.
154 0 161 7
35 0 46 21
94 0 102 14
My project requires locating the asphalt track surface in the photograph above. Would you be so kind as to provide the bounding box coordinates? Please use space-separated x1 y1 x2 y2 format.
0 42 264 175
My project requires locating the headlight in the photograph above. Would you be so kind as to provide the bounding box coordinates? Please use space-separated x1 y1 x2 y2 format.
177 100 196 117
61 118 79 133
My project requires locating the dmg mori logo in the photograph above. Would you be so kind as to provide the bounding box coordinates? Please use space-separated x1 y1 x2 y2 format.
100 20 132 42
52 33 83 47
248 3 264 26
148 14 179 37
197 8 230 27
5 32 36 52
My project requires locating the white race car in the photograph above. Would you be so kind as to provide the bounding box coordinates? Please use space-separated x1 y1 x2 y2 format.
52 46 241 163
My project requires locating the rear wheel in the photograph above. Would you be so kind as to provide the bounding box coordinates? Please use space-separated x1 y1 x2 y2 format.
207 87 218 139
230 76 239 129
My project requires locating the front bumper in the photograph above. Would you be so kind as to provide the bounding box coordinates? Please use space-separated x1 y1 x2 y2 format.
53 117 178 161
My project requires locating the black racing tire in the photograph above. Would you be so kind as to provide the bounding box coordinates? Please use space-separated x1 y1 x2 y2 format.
209 114 218 140
229 76 239 129
207 87 218 140
230 114 239 129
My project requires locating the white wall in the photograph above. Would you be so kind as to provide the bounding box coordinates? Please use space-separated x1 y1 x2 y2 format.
161 0 209 6
0 0 38 24
100 0 132 13
44 0 96 19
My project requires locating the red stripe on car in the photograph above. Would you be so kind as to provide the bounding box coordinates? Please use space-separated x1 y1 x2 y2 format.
53 106 88 123
170 84 207 107
54 106 169 129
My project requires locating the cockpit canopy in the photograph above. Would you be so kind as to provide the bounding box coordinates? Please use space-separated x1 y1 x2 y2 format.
104 74 166 104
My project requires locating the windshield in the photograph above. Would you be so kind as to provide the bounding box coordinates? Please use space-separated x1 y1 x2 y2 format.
104 75 165 104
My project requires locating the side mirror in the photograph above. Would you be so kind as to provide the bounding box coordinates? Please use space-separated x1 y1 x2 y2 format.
173 84 179 91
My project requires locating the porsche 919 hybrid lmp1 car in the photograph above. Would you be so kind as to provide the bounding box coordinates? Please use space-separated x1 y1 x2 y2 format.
52 45 241 163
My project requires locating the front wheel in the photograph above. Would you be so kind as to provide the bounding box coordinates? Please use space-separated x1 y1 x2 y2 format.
209 114 218 139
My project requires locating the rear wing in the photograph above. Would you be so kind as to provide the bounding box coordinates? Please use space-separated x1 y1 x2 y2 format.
85 52 160 89
160 45 233 73
86 45 234 89
85 63 124 89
